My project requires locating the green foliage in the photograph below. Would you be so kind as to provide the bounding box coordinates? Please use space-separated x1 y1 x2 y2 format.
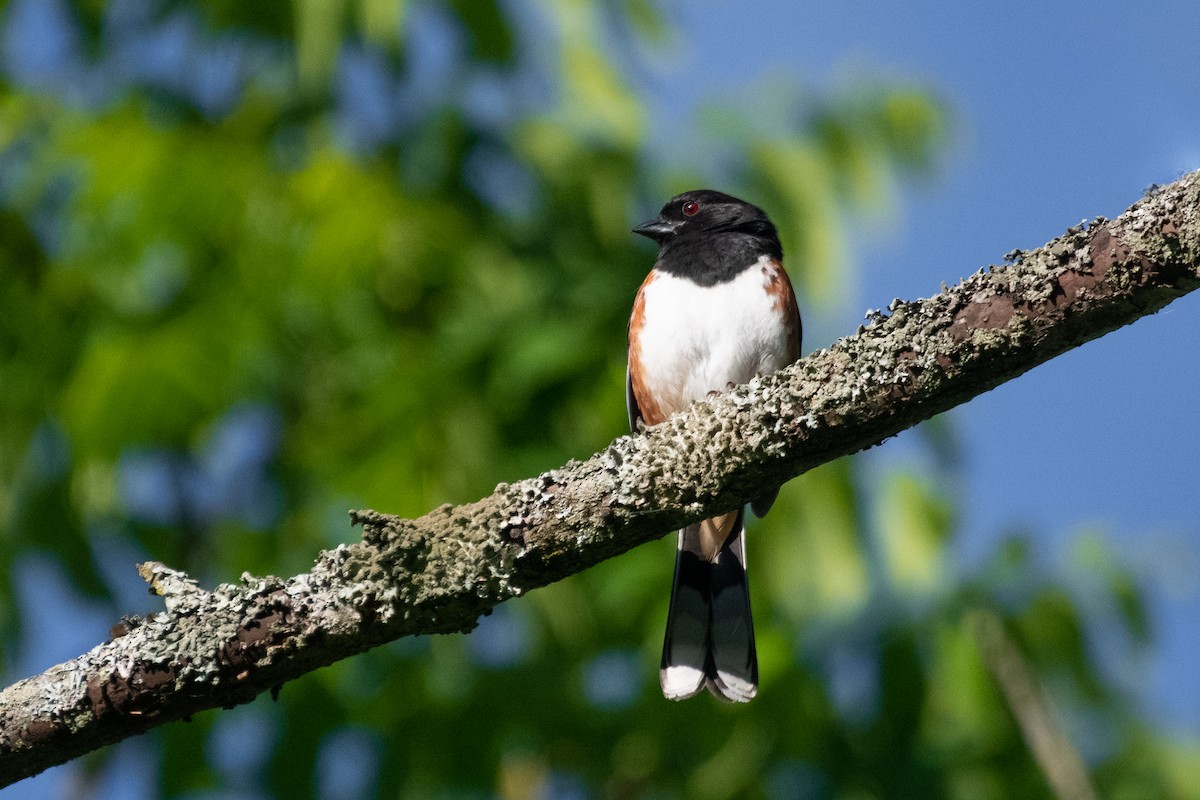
0 1 1190 798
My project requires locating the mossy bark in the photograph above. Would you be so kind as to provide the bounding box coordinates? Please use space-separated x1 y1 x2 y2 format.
1 172 1197 787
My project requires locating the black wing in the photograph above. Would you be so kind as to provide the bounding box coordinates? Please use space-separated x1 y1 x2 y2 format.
626 365 642 433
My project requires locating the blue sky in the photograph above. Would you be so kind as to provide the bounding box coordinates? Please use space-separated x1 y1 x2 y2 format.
646 0 1200 732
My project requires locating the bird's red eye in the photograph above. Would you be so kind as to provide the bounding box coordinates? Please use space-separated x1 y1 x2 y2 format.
682 200 700 217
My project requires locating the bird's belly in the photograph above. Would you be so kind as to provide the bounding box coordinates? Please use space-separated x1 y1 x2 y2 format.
636 260 792 417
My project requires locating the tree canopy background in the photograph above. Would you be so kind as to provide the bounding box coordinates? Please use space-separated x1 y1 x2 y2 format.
1 1 1197 798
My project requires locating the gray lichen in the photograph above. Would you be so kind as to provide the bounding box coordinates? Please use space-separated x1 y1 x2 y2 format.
1 171 1198 789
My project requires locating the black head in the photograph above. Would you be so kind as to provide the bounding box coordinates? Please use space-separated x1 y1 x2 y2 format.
632 190 782 284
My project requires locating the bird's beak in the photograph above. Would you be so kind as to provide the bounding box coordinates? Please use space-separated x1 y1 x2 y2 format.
632 217 679 243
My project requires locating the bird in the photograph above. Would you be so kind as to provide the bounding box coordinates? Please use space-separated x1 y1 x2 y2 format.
627 189 802 702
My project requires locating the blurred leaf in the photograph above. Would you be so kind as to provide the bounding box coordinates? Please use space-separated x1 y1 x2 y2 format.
159 712 218 796
762 460 870 624
878 86 948 171
1012 588 1104 701
875 470 953 596
195 0 297 37
447 0 514 64
356 0 408 48
1071 531 1151 643
921 619 1010 756
623 0 669 43
294 0 350 91
751 139 844 307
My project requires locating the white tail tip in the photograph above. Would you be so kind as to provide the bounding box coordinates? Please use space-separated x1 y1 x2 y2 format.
660 665 705 700
708 671 757 703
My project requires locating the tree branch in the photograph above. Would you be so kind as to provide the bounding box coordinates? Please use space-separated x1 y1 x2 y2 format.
970 609 1100 800
2 172 1198 786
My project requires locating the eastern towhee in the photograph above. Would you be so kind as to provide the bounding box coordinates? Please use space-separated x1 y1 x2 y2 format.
628 190 802 702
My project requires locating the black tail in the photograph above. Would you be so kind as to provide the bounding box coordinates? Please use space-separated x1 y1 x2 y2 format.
660 509 757 702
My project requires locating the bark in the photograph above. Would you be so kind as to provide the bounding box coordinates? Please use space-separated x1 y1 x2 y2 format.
970 609 1099 800
1 172 1198 786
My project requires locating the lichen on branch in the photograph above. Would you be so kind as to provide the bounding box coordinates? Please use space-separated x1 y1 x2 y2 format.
0 171 1197 788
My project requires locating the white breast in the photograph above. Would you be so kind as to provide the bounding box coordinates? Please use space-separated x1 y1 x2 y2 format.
636 255 792 417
